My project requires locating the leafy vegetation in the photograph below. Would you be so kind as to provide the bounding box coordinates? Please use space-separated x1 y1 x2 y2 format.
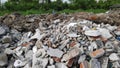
0 0 120 15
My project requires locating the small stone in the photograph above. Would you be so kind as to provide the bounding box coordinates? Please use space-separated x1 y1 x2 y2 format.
27 18 35 22
67 23 77 29
58 39 69 50
101 57 108 68
49 58 54 65
47 47 64 58
14 60 26 67
112 62 120 68
35 49 46 58
52 57 61 62
32 57 48 68
47 65 55 68
2 36 12 43
88 41 98 52
55 63 67 68
107 25 117 31
109 53 119 61
67 33 80 37
78 55 86 64
41 58 49 68
4 48 14 54
30 29 41 40
0 26 6 36
80 61 89 68
30 29 45 40
67 58 74 67
105 41 114 52
115 31 120 35
25 50 33 59
95 40 104 48
62 48 80 61
54 19 60 24
0 53 8 66
15 46 23 57
11 29 22 41
89 48 105 58
82 26 90 31
35 40 43 49
32 46 37 54
90 59 101 68
69 41 76 47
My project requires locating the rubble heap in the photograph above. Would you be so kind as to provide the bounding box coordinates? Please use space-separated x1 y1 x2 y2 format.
0 9 120 32
0 10 120 68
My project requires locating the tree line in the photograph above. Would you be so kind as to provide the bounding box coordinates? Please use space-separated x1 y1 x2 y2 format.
0 0 120 12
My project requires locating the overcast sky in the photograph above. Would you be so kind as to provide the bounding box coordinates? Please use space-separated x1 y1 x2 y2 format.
1 0 70 3
1 0 7 3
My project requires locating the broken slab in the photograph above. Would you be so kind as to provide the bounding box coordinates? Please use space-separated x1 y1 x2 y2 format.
85 30 100 37
47 47 64 58
98 28 112 39
89 48 105 58
61 48 80 61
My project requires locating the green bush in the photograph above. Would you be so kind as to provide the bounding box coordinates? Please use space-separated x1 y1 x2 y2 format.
0 0 120 16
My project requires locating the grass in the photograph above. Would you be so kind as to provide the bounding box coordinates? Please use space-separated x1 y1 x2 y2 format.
0 9 107 16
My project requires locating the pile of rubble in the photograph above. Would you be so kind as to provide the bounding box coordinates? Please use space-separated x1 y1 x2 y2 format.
0 10 120 68
0 9 120 32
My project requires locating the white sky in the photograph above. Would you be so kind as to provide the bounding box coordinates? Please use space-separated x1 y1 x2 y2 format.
1 0 70 3
1 0 7 3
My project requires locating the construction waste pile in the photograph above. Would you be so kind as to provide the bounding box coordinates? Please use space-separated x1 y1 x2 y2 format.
0 9 120 68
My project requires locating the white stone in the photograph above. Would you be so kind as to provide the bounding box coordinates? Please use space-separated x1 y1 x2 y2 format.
30 29 41 40
109 53 119 61
85 30 100 36
49 58 54 65
47 65 55 68
82 26 90 31
15 46 23 57
78 55 86 63
32 54 48 68
14 60 23 67
35 49 46 58
115 31 120 35
105 41 114 52
32 46 37 54
88 41 98 52
67 33 80 37
79 20 92 24
107 26 117 31
25 50 33 59
67 23 77 29
55 63 68 68
47 47 64 58
98 28 112 39
4 48 15 54
42 58 49 68
112 62 120 68
54 19 60 23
